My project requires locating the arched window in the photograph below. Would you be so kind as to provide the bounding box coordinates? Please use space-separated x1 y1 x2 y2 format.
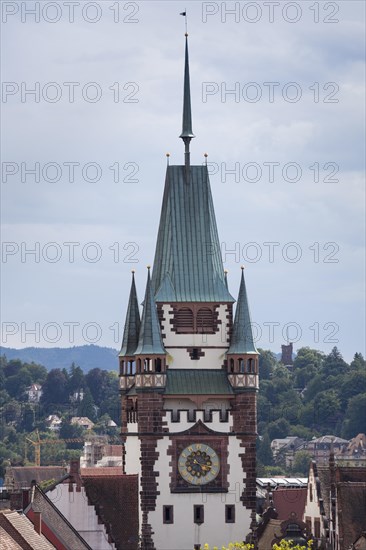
229 358 235 373
197 308 214 334
175 308 194 333
137 358 141 373
129 360 136 375
144 358 151 372
238 358 244 373
248 358 253 373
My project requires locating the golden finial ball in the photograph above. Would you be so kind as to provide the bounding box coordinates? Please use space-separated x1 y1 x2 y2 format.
147 265 151 270
131 269 136 274
224 269 228 274
185 32 188 37
241 265 245 270
204 153 208 158
166 153 170 157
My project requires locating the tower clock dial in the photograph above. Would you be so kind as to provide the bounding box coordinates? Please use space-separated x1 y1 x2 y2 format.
178 443 220 485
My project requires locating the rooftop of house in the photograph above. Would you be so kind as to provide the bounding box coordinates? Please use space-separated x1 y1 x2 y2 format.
0 509 55 550
5 466 67 489
80 470 138 550
337 482 366 549
24 485 92 550
71 417 94 426
272 487 307 521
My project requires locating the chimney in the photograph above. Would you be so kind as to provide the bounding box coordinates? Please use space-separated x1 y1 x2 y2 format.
33 511 42 535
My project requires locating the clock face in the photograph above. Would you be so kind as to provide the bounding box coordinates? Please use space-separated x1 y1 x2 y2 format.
178 443 220 485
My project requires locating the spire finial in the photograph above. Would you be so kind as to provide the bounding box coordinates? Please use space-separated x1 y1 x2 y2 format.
179 15 195 180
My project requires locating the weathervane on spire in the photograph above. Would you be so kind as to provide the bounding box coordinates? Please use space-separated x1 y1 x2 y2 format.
179 10 195 182
180 9 188 34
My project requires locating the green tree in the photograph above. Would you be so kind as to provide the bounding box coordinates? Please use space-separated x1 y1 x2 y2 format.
293 347 324 370
257 434 273 466
292 451 312 476
67 363 85 396
342 393 366 438
258 348 277 380
41 369 68 405
313 390 342 432
322 346 349 377
77 388 97 422
350 352 366 371
267 418 291 440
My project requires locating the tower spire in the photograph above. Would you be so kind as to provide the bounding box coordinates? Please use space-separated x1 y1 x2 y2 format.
179 33 195 179
227 267 258 355
119 270 140 357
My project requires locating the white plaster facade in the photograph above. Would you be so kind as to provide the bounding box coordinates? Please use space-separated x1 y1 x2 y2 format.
161 303 230 369
47 483 115 550
149 435 250 550
303 463 327 542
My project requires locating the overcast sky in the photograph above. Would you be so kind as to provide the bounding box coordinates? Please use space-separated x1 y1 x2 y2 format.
1 1 365 362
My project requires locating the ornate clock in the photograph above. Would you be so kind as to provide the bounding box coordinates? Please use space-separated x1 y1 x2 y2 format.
178 443 220 486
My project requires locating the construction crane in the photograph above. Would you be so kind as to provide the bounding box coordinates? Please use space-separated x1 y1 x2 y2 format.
25 430 86 467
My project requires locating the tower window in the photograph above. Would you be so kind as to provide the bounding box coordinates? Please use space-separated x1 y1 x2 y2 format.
197 308 214 333
248 358 254 373
225 504 235 523
155 358 162 372
191 348 199 360
238 358 244 373
175 307 194 333
194 505 204 525
163 505 174 524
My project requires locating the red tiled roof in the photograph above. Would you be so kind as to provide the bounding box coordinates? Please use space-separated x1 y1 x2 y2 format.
0 525 23 549
25 485 92 550
81 473 138 550
272 487 307 520
0 509 55 550
337 483 366 549
80 467 123 476
6 467 67 489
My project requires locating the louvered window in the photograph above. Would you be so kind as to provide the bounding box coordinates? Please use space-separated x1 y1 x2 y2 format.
175 308 194 333
196 308 214 333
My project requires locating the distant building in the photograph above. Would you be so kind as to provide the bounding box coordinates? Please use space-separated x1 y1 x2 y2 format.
271 436 305 465
69 389 84 403
305 435 348 465
70 417 94 430
80 441 123 468
25 384 43 403
281 342 294 367
45 415 62 432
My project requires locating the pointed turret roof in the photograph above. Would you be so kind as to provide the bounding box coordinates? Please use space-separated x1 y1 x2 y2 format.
227 268 258 354
179 35 195 141
119 271 141 357
135 268 166 355
151 165 234 302
151 35 233 303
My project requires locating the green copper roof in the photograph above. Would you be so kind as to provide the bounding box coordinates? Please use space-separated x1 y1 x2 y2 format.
151 165 234 303
119 272 140 357
179 36 195 140
165 369 234 395
227 269 258 355
135 269 166 355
